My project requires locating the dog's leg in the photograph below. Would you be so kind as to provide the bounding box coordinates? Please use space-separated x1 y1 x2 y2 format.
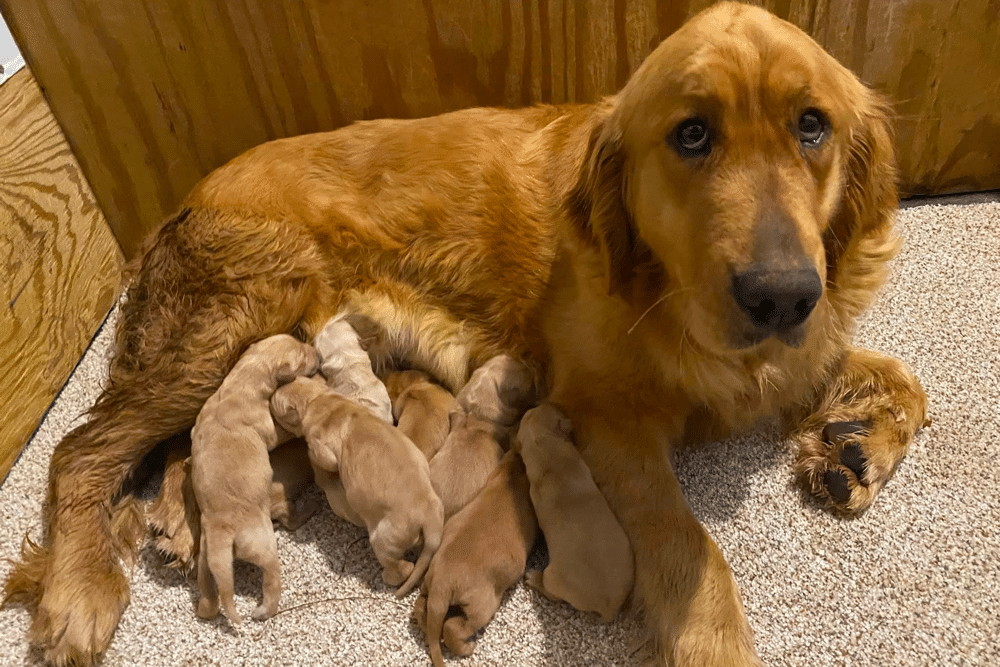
148 442 201 570
790 347 928 514
2 209 319 665
236 522 282 621
205 531 241 625
369 521 415 587
441 595 500 658
195 533 219 619
572 411 762 667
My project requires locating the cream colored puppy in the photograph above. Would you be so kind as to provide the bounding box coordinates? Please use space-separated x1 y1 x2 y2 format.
414 450 538 666
192 334 319 625
429 354 535 518
314 313 393 423
270 376 443 596
385 370 456 460
517 403 634 622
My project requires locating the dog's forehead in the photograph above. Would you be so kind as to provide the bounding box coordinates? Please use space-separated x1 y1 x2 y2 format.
679 13 825 101
619 4 853 136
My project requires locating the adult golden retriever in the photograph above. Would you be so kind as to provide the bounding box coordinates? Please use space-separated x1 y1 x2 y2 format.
4 3 927 665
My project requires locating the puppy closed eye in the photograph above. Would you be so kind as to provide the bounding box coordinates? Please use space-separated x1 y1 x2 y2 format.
671 118 712 158
797 108 828 146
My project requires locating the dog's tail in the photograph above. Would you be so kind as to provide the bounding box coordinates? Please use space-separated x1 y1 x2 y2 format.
396 511 443 598
424 586 450 667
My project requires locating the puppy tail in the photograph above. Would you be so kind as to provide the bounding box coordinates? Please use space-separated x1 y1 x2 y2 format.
395 514 443 598
424 587 449 667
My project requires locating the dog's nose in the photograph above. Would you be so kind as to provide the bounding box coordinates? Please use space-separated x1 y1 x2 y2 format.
731 266 822 331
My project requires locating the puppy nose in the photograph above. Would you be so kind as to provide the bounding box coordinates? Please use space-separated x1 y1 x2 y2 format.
731 266 823 331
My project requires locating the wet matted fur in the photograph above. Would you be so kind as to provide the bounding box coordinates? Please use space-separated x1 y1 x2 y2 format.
3 3 926 666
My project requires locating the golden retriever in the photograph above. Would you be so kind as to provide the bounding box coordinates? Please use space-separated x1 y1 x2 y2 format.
4 4 928 666
190 335 318 624
516 403 634 623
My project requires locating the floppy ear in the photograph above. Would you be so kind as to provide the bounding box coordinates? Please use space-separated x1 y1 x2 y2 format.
565 120 638 297
824 88 900 318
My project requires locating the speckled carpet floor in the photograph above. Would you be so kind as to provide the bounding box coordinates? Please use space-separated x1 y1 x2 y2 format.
2 198 998 666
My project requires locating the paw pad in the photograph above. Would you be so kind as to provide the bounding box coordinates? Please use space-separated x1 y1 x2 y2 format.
822 469 851 503
821 419 871 494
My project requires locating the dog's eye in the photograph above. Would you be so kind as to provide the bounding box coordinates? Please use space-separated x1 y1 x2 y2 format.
797 109 827 145
673 119 711 157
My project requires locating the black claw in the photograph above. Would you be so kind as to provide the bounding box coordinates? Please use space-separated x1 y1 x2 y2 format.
822 420 870 447
839 443 868 485
823 469 852 503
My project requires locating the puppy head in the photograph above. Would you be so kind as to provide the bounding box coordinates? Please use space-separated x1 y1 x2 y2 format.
270 376 327 436
568 2 896 354
520 403 573 440
246 334 320 383
384 369 432 404
456 355 537 425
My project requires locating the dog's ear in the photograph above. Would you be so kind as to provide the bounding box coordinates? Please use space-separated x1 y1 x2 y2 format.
824 88 900 316
566 119 637 298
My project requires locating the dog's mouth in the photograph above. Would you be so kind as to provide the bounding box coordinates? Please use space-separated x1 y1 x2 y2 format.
683 299 812 355
728 321 808 350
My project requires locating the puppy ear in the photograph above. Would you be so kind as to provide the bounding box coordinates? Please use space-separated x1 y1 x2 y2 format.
566 119 637 297
825 88 900 317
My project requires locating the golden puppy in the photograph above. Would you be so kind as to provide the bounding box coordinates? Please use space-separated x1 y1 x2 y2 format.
191 335 319 624
314 313 393 423
429 355 536 518
414 450 538 666
516 403 634 623
270 376 442 596
384 370 456 461
148 439 318 571
10 5 930 665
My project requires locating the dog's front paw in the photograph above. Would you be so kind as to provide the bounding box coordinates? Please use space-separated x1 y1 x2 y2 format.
793 405 923 514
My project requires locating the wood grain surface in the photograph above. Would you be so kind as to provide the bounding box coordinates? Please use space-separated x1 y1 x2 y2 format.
0 69 123 481
1 0 997 257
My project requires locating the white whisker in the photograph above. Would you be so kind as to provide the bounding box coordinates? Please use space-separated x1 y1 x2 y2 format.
626 288 688 335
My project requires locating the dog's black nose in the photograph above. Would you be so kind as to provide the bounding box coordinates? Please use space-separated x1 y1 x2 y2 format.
731 266 822 331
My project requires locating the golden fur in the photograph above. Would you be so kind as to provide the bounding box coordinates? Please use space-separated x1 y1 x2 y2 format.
384 370 456 461
3 4 927 665
516 404 634 623
191 334 319 624
413 451 538 667
270 377 443 596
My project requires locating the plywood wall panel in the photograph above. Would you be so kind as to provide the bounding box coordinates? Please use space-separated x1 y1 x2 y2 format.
0 69 123 481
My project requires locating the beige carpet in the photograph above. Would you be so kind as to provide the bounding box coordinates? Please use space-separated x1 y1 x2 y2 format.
2 199 998 666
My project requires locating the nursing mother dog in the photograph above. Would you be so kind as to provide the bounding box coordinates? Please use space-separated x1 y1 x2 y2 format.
4 3 927 665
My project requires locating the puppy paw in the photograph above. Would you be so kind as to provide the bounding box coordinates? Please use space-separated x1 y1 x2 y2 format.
381 561 414 588
412 591 428 630
251 604 276 621
196 596 220 620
